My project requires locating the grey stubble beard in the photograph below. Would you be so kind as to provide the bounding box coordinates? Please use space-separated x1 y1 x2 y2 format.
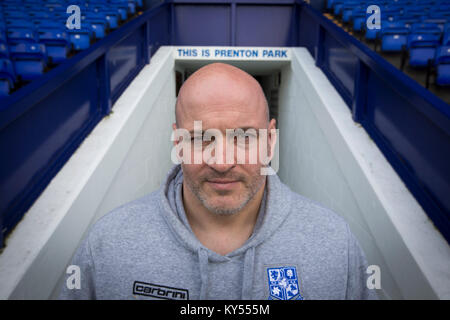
184 173 266 216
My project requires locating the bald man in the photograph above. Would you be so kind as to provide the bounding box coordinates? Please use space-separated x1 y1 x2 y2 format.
60 63 378 300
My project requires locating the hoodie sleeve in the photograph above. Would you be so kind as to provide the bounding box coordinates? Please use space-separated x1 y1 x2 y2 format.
58 234 96 300
345 224 379 300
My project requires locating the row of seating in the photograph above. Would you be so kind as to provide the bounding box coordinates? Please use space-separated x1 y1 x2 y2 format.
326 0 450 86
0 0 143 97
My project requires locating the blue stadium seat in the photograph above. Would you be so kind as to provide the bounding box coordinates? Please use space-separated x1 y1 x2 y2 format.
89 5 121 29
352 9 366 31
24 0 43 6
0 58 15 96
443 25 450 45
68 28 92 51
398 19 420 30
0 42 9 59
38 21 64 30
365 26 381 40
381 6 402 22
342 1 363 23
333 1 345 16
407 34 441 67
0 0 137 88
45 3 63 13
422 11 448 29
38 29 70 64
29 11 52 20
435 45 450 85
5 20 35 30
405 4 431 14
103 11 121 29
82 12 109 39
327 0 339 11
9 43 47 81
411 23 442 36
0 31 8 45
7 29 38 45
327 0 343 11
53 10 68 19
110 0 130 21
3 11 29 19
380 22 409 52
127 1 137 15
425 19 449 33
433 3 450 14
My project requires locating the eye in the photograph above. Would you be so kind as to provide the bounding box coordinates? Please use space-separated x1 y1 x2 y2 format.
191 136 203 143
235 133 256 147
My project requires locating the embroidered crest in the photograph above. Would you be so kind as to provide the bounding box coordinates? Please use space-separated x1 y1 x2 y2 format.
267 266 303 300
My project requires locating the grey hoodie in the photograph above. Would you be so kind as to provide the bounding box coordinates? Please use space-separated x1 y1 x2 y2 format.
59 165 378 300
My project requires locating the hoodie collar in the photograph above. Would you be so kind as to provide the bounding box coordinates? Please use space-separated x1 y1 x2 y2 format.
158 165 293 260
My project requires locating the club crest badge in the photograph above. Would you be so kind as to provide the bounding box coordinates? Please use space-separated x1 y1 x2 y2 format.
266 266 303 300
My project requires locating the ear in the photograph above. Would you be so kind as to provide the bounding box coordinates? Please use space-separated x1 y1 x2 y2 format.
172 123 178 147
267 118 277 159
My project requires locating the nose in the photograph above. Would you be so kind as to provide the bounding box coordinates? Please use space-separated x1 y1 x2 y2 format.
205 135 236 173
208 161 235 174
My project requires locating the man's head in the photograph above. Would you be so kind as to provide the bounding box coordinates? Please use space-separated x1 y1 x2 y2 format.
173 63 276 216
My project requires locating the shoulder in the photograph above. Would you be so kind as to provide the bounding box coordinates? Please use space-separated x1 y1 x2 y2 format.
86 189 163 244
285 188 351 245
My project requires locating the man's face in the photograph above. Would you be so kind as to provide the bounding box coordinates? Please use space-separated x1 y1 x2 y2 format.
174 64 276 215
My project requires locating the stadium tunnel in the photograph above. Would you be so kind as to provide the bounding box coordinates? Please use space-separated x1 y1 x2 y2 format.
0 1 449 301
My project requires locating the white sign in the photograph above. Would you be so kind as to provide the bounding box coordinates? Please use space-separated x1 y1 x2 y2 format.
174 46 291 61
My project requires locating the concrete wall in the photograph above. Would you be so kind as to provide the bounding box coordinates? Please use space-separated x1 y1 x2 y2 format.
277 58 399 299
277 48 450 299
0 47 176 299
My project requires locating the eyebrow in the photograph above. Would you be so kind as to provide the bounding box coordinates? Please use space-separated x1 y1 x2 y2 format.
234 127 259 132
187 127 259 135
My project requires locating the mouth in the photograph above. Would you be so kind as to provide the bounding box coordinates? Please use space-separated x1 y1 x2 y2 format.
205 179 241 191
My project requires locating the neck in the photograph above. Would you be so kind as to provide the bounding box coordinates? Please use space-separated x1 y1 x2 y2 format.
182 180 266 256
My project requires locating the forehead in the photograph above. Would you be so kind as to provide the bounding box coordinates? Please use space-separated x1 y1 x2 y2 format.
184 103 263 131
177 68 267 130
